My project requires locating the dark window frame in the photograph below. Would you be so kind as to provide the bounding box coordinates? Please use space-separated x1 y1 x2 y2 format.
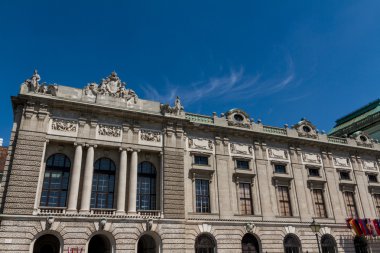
194 155 209 166
343 191 358 217
236 160 250 170
40 153 71 208
373 194 380 217
239 182 253 215
277 186 292 216
91 157 116 209
312 189 327 218
195 179 210 213
283 234 302 253
368 174 378 183
137 161 157 211
339 171 351 180
195 234 216 253
274 164 287 174
308 167 320 177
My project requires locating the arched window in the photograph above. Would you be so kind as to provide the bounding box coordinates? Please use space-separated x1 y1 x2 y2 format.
91 158 116 209
321 234 337 253
283 234 302 253
40 154 71 207
195 234 216 253
242 233 260 253
354 236 368 253
33 234 60 253
88 234 111 253
138 234 156 253
137 162 157 210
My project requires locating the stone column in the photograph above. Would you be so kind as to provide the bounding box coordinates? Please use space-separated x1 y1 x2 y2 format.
116 148 128 215
67 143 83 212
128 149 138 214
80 144 96 213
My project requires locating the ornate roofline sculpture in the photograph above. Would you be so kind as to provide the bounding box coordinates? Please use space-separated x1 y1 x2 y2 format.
225 109 252 128
292 118 318 139
22 70 58 96
160 96 184 116
84 71 138 103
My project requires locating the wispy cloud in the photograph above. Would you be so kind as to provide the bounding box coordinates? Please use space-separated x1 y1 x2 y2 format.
142 55 296 105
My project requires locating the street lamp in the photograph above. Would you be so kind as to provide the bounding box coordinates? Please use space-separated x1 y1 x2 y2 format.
310 218 321 253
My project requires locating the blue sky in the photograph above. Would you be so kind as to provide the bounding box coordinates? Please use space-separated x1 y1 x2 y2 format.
1 1 380 145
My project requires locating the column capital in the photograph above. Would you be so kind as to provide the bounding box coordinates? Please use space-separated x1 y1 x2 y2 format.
74 142 85 147
85 143 97 148
119 147 129 152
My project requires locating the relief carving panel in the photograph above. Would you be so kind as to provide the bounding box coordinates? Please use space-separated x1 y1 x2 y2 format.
268 148 288 160
230 143 253 156
302 152 322 164
362 160 378 171
98 124 121 138
140 129 162 142
188 137 214 151
333 157 351 168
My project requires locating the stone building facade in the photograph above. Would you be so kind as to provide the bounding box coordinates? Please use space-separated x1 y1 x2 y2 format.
1 71 380 253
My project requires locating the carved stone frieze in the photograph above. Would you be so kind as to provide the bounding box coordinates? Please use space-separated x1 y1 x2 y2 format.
302 152 322 164
188 137 213 151
362 160 378 172
140 129 161 142
22 70 58 96
98 124 121 137
51 119 77 132
333 157 351 168
84 72 138 103
160 96 184 116
230 143 253 155
268 148 288 160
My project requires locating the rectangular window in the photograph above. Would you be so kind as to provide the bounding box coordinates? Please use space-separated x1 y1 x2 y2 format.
313 189 327 218
195 179 210 213
343 191 358 217
194 155 209 165
274 164 286 174
237 160 249 170
239 183 253 215
308 167 320 177
340 171 351 180
368 174 378 183
277 186 292 216
374 194 380 217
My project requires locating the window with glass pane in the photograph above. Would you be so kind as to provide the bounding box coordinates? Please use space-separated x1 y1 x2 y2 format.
308 167 320 177
321 234 337 253
284 234 301 253
239 183 253 215
40 154 71 207
368 174 378 183
195 234 216 253
274 164 286 174
91 158 115 209
137 161 157 210
343 191 358 217
277 186 292 216
195 179 210 213
194 156 209 165
237 160 249 170
313 189 327 218
340 171 350 180
373 194 380 217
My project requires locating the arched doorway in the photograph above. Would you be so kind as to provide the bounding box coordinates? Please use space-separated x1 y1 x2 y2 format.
283 234 302 253
88 234 111 253
242 233 260 253
195 234 216 253
354 236 368 253
321 234 337 253
138 234 156 253
33 234 60 253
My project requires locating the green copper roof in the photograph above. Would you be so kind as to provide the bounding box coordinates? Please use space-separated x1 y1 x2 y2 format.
330 99 380 134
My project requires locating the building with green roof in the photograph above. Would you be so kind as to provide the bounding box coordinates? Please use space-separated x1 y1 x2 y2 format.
329 98 380 140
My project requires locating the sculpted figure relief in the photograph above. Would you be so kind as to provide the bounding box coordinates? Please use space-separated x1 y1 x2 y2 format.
23 70 58 96
84 72 138 103
160 96 184 116
98 124 121 137
141 130 161 142
51 119 77 132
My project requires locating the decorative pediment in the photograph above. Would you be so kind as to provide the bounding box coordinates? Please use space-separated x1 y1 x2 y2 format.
362 159 378 172
292 118 318 139
268 148 288 160
188 137 213 151
302 152 322 164
333 156 351 168
350 131 374 148
230 143 253 156
225 109 251 128
84 72 138 103
22 70 58 96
